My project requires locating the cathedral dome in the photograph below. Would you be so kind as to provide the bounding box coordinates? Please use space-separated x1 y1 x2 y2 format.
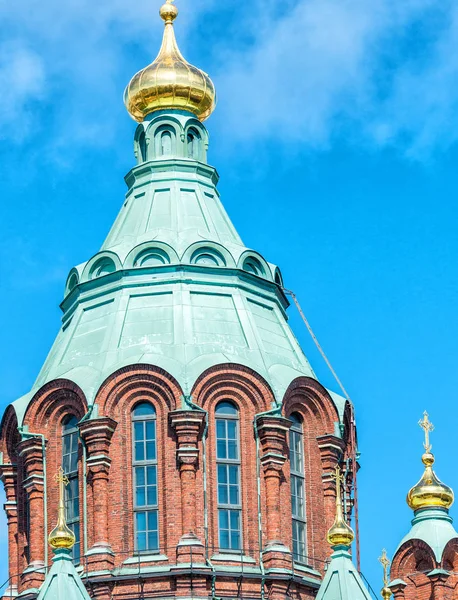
124 0 216 123
407 451 454 511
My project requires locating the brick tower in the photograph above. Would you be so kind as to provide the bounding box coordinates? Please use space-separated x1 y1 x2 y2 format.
0 2 358 599
389 413 458 599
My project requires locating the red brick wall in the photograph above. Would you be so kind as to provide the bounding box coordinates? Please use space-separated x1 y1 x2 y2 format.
0 364 355 599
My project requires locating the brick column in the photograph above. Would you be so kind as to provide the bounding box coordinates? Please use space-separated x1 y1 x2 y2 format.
317 435 345 524
256 414 292 570
17 438 46 590
429 570 452 600
79 417 117 572
0 462 19 597
169 410 206 565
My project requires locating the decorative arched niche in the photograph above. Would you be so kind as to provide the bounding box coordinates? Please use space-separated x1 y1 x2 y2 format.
65 269 80 296
238 251 271 281
183 242 235 269
134 248 171 267
89 257 117 280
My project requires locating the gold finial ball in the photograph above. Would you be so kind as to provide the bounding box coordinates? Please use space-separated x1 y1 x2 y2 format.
381 586 392 599
422 452 435 467
160 1 178 23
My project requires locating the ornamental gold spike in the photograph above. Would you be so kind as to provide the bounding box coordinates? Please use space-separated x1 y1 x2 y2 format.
326 466 355 548
48 466 76 551
379 549 392 599
407 412 454 511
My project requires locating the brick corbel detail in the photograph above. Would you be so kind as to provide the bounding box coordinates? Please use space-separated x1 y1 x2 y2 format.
79 417 117 569
0 462 19 596
389 580 407 599
16 437 46 590
317 434 345 524
256 415 291 559
429 571 452 600
169 410 206 552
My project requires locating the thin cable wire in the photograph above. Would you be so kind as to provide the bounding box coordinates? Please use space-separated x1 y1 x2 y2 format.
283 287 361 570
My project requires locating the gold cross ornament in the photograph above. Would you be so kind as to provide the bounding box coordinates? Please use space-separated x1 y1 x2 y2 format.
379 549 391 586
330 466 345 499
419 411 434 453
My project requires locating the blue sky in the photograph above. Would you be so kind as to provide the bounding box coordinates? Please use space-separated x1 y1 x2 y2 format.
1 0 458 592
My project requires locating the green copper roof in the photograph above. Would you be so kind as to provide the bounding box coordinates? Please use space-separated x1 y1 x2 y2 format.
37 549 91 600
316 547 372 600
396 507 458 562
6 109 347 427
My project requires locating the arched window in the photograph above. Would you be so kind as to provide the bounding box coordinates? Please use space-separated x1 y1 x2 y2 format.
160 131 172 157
139 131 147 162
62 416 80 562
132 402 158 553
290 413 306 562
215 401 241 551
187 128 200 160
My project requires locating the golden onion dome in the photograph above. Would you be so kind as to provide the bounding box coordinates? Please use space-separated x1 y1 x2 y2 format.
407 451 454 511
124 0 216 123
327 466 355 548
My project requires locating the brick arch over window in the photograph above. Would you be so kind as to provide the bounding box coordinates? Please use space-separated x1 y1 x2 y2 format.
0 405 20 463
93 365 183 560
282 377 342 567
390 539 435 599
191 365 275 558
96 365 182 416
442 538 458 572
23 380 87 432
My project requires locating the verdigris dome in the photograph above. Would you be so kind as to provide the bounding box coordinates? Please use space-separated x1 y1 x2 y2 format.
124 0 216 123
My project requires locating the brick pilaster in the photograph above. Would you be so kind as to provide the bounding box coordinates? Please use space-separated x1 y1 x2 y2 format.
429 571 452 600
0 462 19 597
169 410 206 564
256 414 292 569
16 438 46 590
79 417 117 571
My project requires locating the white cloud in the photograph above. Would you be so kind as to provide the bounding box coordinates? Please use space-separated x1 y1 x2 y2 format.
0 0 456 157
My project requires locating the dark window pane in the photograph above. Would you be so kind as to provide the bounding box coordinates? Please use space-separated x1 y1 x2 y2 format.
147 467 156 485
146 441 156 461
218 484 228 505
217 464 228 483
136 488 146 507
217 440 227 460
219 509 229 530
229 466 238 484
216 401 238 416
134 422 144 442
229 485 239 505
148 531 158 551
227 421 236 439
227 440 238 460
137 532 147 552
145 421 156 440
216 420 226 439
230 510 240 531
147 486 157 506
136 467 146 486
147 510 158 531
135 442 145 462
136 512 146 532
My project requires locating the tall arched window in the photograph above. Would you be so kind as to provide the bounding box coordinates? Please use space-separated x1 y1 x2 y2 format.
132 402 158 553
62 416 80 562
290 413 306 562
216 401 241 551
139 131 147 162
160 131 172 157
187 128 200 160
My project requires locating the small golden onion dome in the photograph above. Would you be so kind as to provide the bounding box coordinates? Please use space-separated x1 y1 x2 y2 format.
381 586 392 599
407 452 454 511
327 466 355 548
327 507 355 548
48 467 76 551
124 0 216 123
